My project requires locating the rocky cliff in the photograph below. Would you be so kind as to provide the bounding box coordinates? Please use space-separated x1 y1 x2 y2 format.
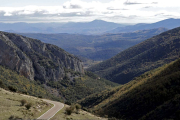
0 31 84 82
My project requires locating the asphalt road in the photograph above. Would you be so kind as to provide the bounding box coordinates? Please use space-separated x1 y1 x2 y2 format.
37 99 64 120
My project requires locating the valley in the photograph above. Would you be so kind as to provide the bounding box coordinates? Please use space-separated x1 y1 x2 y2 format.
88 26 180 84
0 18 180 120
0 31 118 104
20 27 167 67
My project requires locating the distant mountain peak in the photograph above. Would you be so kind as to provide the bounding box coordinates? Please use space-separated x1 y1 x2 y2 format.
90 19 116 24
91 19 107 22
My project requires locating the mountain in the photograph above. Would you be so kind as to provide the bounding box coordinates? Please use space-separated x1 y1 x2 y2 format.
0 31 84 81
1 18 179 34
0 31 118 103
0 22 65 33
88 27 180 84
0 20 123 34
55 20 124 34
80 58 180 120
108 18 180 33
20 27 167 64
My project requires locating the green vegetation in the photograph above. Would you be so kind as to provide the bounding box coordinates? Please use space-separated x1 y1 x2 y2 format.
65 104 81 115
0 65 57 100
51 104 107 120
0 31 119 104
46 70 118 103
80 58 180 119
65 107 74 115
75 104 81 110
0 64 118 104
0 88 52 120
88 26 180 84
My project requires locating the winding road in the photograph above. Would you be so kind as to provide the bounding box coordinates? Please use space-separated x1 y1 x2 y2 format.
37 99 64 120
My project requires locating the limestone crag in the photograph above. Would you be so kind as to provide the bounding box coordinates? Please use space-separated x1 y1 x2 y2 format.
0 31 84 82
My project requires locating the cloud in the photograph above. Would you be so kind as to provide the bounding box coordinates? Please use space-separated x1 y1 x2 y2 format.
63 4 81 9
124 1 144 5
0 0 180 23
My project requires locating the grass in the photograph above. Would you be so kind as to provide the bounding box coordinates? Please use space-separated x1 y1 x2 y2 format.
0 88 53 120
51 104 107 120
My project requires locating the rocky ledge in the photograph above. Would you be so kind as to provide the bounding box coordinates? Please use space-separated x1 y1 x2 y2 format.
0 31 84 82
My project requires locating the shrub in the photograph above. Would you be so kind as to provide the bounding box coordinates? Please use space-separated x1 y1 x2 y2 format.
0 80 4 88
9 115 22 120
21 91 27 95
75 104 81 110
20 99 27 106
38 95 42 98
8 86 17 92
65 101 71 105
65 107 73 115
25 103 32 110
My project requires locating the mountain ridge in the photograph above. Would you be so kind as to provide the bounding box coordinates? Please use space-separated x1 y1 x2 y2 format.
88 26 180 84
108 18 180 33
0 20 123 34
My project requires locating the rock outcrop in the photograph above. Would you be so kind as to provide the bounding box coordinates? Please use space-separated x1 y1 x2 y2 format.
0 31 84 82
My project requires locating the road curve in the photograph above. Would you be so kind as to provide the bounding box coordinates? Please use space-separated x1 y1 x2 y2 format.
37 99 64 120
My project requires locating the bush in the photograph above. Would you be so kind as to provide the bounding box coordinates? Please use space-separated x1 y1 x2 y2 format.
38 95 42 98
65 107 73 115
8 86 17 92
20 99 27 106
21 91 27 95
0 80 4 88
9 115 22 120
75 104 81 110
65 101 71 105
25 103 32 110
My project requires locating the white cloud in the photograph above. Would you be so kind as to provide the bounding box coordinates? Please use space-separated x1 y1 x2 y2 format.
0 0 180 23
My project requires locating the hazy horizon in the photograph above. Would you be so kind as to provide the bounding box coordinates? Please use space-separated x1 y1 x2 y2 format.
0 0 180 24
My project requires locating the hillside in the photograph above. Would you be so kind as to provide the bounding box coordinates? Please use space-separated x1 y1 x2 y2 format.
80 58 180 120
20 27 167 62
0 87 108 120
88 27 180 84
0 65 55 99
108 18 180 33
0 31 118 103
0 88 53 120
0 31 84 81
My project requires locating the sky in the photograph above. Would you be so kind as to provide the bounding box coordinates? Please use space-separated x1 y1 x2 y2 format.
0 0 180 23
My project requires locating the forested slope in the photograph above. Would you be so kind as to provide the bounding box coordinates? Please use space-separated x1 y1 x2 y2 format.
80 58 180 119
88 27 180 84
